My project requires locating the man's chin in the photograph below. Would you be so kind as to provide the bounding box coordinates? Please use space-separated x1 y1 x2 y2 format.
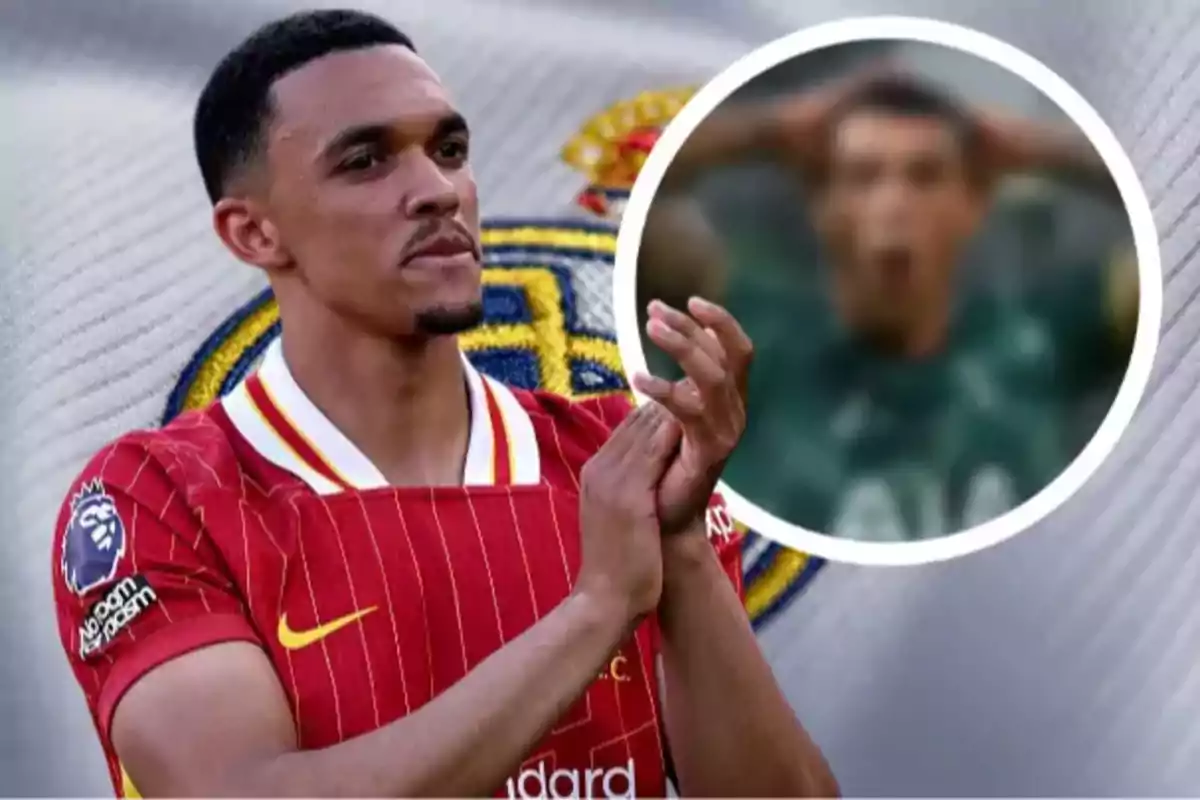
413 302 485 337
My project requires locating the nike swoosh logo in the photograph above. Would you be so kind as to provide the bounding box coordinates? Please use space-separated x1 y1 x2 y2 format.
277 607 376 650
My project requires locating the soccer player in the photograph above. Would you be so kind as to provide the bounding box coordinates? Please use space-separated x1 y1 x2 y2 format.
51 9 836 799
656 71 1137 542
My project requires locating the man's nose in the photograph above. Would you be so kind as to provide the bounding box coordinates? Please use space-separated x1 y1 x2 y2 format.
867 181 913 223
403 157 460 218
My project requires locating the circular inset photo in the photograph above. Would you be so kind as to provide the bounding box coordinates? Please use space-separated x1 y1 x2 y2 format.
614 17 1162 566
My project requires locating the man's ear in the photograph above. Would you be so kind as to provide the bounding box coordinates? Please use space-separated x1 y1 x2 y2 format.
212 196 292 272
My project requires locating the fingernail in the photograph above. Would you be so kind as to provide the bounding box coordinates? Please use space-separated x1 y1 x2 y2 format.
634 373 671 394
649 320 683 344
689 296 716 312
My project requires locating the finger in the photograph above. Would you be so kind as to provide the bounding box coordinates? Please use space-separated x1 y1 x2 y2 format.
601 400 660 461
651 299 729 365
645 409 683 475
646 317 726 390
623 400 666 443
632 373 706 422
647 299 702 336
700 326 727 365
686 297 754 390
617 402 675 474
630 372 672 399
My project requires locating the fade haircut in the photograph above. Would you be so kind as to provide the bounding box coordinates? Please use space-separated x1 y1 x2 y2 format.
193 9 417 204
822 73 982 180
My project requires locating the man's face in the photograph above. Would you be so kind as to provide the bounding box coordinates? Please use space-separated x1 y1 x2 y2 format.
250 45 482 338
817 110 983 339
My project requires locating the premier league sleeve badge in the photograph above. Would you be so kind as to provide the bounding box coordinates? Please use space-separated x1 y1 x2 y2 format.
61 479 128 596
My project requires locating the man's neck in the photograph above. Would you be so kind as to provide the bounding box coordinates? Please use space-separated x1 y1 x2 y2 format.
279 315 471 488
835 280 954 360
839 304 954 360
893 308 951 359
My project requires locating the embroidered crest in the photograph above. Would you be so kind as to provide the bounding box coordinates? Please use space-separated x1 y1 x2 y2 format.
61 479 127 596
560 87 696 222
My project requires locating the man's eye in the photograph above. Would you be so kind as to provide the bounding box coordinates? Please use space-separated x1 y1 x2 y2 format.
909 160 945 188
839 163 879 189
437 139 469 162
340 150 384 172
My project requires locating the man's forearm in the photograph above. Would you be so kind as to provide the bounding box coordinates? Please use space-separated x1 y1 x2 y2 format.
658 530 838 798
249 590 634 798
1010 122 1120 203
660 103 785 193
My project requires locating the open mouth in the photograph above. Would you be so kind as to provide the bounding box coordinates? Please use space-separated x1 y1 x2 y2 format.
873 248 914 284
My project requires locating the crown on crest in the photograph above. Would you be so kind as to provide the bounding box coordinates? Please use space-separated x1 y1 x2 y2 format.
561 87 697 221
70 478 108 510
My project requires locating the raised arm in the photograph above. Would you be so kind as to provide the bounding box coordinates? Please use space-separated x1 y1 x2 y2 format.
659 65 892 196
633 299 839 797
975 111 1122 205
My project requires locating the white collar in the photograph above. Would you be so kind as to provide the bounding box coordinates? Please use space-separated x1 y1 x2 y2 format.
222 340 541 494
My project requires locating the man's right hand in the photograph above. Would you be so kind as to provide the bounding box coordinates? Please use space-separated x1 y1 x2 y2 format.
575 402 682 623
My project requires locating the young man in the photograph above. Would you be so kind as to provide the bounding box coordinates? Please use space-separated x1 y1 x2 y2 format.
658 71 1137 542
51 9 836 799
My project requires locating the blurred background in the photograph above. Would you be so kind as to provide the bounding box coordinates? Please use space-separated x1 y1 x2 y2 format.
638 41 1135 539
3 0 1200 797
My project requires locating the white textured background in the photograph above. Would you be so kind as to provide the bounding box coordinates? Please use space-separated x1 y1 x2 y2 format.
2 0 1198 796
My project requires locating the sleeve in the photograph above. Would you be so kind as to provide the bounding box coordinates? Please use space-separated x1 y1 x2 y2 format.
52 438 261 742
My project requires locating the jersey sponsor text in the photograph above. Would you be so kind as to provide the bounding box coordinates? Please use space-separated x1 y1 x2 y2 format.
79 575 158 659
505 758 636 799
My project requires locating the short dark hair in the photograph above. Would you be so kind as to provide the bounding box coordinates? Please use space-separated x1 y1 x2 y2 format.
193 9 416 204
829 73 980 162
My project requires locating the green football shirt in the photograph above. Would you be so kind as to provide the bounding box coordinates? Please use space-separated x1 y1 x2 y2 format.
721 257 1131 542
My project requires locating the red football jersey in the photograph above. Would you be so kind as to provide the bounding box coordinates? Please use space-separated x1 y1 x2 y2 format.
52 341 744 799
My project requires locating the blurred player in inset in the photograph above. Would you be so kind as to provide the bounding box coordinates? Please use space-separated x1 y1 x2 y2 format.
657 71 1136 542
50 9 836 798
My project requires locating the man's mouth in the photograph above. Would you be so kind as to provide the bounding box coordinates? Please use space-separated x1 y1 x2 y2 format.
401 233 479 269
872 247 914 284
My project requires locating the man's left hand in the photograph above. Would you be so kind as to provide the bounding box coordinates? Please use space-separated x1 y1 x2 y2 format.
631 297 753 534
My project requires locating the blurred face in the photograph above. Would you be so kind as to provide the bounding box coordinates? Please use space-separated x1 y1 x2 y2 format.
218 45 483 339
816 110 984 340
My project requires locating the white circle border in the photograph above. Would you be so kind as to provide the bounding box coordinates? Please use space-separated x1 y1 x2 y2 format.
613 16 1163 567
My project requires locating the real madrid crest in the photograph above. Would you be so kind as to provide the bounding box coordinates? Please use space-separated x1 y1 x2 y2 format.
165 87 822 630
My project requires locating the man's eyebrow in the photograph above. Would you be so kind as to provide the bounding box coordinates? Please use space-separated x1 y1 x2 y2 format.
433 111 469 139
319 123 391 161
319 112 469 161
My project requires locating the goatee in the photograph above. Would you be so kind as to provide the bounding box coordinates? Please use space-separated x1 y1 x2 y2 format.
414 302 485 336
